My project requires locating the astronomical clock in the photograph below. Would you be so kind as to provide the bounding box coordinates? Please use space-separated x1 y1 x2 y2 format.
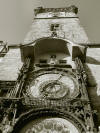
25 68 80 100
21 68 82 133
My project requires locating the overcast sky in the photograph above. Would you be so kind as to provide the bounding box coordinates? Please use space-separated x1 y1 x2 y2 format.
0 0 100 44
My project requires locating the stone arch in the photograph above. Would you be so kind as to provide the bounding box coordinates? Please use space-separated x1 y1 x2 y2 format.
12 108 86 133
23 37 74 56
21 37 86 63
34 38 70 57
23 37 75 46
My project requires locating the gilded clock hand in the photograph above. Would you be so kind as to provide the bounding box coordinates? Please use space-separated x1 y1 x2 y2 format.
47 73 63 92
56 73 63 82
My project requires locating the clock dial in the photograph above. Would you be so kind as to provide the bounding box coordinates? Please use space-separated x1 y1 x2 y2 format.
26 70 79 99
40 81 69 99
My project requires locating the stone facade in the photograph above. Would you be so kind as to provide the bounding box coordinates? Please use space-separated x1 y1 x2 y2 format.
0 48 23 81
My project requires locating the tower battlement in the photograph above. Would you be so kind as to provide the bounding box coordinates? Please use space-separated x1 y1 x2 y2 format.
34 5 78 16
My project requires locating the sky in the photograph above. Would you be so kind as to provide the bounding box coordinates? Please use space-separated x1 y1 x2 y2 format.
0 0 100 44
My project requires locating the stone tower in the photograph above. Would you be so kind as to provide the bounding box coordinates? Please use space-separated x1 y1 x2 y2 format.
0 5 100 133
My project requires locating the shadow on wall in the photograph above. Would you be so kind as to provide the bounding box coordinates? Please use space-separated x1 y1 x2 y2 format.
84 64 99 128
84 63 97 87
86 56 100 65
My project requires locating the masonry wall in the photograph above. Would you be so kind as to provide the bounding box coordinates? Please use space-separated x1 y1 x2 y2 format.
0 48 23 81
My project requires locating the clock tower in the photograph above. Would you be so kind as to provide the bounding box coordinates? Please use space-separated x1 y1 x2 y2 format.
17 5 93 133
0 5 100 133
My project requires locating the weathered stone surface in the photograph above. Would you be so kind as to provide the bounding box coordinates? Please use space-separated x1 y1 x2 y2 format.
24 18 89 44
0 48 23 81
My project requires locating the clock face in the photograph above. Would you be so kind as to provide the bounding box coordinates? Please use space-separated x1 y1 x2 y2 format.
40 80 69 99
26 69 79 100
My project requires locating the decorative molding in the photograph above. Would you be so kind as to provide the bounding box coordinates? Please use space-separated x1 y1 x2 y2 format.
75 57 95 131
